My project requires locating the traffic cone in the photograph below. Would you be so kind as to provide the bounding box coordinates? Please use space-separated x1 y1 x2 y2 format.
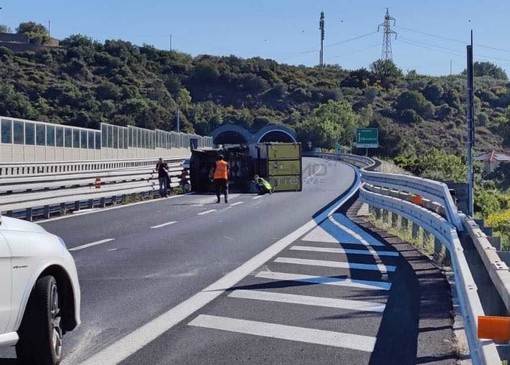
95 177 101 188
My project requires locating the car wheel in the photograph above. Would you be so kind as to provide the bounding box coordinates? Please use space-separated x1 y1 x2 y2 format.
16 275 63 365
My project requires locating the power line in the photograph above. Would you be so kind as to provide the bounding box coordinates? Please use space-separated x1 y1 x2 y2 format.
396 25 510 54
325 31 378 48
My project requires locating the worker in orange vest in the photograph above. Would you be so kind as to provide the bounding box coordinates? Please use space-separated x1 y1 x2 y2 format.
211 154 229 203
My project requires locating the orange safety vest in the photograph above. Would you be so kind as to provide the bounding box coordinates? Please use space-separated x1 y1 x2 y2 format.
213 160 228 180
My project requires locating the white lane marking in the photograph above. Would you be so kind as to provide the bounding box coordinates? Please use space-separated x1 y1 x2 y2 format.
302 225 347 243
188 315 376 352
69 238 115 252
198 209 216 216
290 246 399 257
274 257 396 273
252 196 263 200
230 202 243 206
255 271 392 291
80 169 359 365
228 290 386 313
150 221 177 229
330 214 384 246
330 214 389 271
80 216 317 365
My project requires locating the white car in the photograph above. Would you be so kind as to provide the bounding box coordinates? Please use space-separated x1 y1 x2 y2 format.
0 214 81 364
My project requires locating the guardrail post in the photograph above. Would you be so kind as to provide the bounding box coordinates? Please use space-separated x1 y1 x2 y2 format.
100 197 106 208
391 212 398 228
412 222 420 240
74 201 80 212
434 236 443 261
373 206 382 220
60 203 66 215
88 199 94 209
382 209 389 224
401 217 409 232
26 208 32 221
44 205 50 219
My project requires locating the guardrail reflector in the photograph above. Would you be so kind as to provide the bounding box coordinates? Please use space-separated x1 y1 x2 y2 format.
478 316 510 341
410 194 423 205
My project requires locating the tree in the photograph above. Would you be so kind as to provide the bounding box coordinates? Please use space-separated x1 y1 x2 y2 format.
0 25 12 33
462 61 508 80
296 100 358 149
176 88 192 111
16 22 50 43
395 90 434 118
370 59 403 81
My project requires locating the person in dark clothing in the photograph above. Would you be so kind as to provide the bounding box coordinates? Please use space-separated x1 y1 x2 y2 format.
210 155 229 203
156 157 170 197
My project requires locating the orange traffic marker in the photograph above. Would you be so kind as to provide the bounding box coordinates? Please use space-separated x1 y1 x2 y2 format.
95 177 101 189
478 316 510 342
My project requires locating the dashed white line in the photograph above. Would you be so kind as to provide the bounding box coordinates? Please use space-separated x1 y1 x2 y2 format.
254 271 392 290
69 238 115 252
230 202 243 206
188 315 376 352
198 209 217 216
228 290 386 312
150 221 177 229
290 245 399 257
274 257 396 273
80 177 359 365
252 196 263 200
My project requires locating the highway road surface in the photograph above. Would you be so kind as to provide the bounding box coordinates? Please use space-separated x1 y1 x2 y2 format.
0 158 456 364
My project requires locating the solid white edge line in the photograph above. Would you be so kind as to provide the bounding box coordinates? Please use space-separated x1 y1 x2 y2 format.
228 290 386 313
150 221 177 229
198 209 217 215
290 245 399 257
188 315 376 352
274 257 396 273
230 202 243 206
69 238 115 252
252 196 263 200
254 271 392 290
80 167 359 365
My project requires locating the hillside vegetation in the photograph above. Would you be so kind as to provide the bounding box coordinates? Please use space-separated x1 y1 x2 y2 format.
3 26 510 243
1 32 510 161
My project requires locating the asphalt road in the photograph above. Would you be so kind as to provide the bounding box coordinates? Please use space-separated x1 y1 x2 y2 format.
0 157 456 364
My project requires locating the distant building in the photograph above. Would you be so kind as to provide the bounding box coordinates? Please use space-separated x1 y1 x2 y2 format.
475 150 510 174
0 32 59 52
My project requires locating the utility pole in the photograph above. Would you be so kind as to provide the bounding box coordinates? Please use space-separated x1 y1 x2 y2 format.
169 34 172 51
48 20 51 37
319 11 325 67
466 30 475 216
377 8 397 61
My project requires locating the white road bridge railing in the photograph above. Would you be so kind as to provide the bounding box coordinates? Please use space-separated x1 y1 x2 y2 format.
308 152 503 365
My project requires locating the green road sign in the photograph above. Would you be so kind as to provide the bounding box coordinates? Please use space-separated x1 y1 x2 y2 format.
356 128 379 148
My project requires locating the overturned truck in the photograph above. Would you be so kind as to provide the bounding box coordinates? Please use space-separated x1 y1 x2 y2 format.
190 142 302 193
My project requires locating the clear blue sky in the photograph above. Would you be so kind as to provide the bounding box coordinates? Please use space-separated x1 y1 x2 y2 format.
2 0 510 77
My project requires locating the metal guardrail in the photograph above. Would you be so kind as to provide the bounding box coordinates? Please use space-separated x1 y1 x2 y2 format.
360 186 499 365
310 152 503 364
0 157 188 220
361 170 463 231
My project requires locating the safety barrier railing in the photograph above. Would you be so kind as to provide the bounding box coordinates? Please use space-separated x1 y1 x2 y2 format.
361 170 463 231
360 185 499 365
0 157 188 220
310 152 503 364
